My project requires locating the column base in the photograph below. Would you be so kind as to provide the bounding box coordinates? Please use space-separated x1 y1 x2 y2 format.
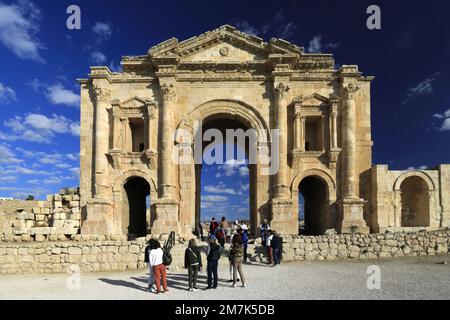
81 198 119 235
338 198 370 234
152 197 180 236
271 197 297 235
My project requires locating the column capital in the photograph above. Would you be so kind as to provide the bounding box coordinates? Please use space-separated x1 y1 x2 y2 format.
274 82 290 99
294 105 302 116
342 83 360 100
92 85 111 103
160 83 176 102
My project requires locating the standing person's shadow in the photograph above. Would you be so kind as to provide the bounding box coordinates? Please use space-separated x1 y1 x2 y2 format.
98 278 147 292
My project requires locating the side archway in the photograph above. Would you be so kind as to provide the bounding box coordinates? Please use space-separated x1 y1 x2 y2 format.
291 169 337 235
394 172 433 228
113 170 157 239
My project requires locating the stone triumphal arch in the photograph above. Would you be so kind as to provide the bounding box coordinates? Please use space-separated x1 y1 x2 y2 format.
78 25 450 239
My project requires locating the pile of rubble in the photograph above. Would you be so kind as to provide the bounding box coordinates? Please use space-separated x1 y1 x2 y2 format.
0 188 81 242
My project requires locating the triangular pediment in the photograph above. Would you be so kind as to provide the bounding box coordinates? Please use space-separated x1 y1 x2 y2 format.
148 25 304 62
293 93 331 106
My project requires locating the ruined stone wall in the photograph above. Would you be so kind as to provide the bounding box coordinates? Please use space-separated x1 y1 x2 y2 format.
255 229 450 262
0 188 81 242
1 230 449 274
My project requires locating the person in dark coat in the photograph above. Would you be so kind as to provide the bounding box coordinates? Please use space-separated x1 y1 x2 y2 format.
271 231 282 265
205 235 221 289
184 238 203 292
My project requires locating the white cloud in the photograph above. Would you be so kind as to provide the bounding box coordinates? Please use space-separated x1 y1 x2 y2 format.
0 144 22 164
234 21 259 36
307 35 340 53
28 79 80 107
70 123 80 136
202 195 228 202
440 118 450 131
66 153 80 161
239 166 249 176
92 22 112 38
1 113 80 144
0 0 45 62
433 108 450 131
0 175 17 182
45 83 80 107
204 185 237 195
0 82 17 104
403 73 440 104
91 51 107 64
1 165 50 175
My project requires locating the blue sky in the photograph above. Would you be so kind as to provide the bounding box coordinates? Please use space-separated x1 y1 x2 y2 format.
0 0 449 221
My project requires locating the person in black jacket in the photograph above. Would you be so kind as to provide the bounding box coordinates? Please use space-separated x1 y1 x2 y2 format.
205 235 221 289
184 238 203 292
271 231 282 266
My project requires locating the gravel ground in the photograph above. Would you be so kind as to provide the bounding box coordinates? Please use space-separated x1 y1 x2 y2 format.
1 255 449 300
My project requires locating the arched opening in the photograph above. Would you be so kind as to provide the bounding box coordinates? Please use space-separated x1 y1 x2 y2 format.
400 176 430 227
298 176 328 235
195 116 255 237
123 176 150 239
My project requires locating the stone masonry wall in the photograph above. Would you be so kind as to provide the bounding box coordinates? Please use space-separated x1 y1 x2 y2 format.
1 230 449 274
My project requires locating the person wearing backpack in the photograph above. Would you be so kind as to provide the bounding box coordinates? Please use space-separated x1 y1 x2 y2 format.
184 238 202 292
205 235 221 289
209 217 219 236
214 226 226 248
149 239 168 294
230 233 246 288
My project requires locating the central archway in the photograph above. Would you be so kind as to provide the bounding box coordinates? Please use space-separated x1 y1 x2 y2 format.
176 99 271 237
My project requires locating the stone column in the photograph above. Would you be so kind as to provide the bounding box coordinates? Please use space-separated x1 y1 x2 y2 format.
159 83 176 199
273 82 290 199
342 83 359 199
152 82 180 236
338 82 369 234
92 84 111 199
120 118 128 152
82 83 117 236
294 106 303 151
145 105 153 151
271 82 296 235
330 104 338 149
111 102 121 151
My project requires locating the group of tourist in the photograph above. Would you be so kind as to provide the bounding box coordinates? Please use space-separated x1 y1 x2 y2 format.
144 217 282 294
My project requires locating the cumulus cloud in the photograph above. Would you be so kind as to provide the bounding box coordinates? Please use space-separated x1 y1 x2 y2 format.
234 21 259 36
29 79 80 107
204 185 239 195
307 35 340 53
91 51 107 64
45 83 80 107
0 144 22 163
1 113 80 143
0 0 45 62
0 82 17 104
92 22 112 39
233 11 297 40
402 73 440 104
433 108 450 131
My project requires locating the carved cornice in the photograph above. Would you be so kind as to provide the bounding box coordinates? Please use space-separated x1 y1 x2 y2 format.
343 83 360 100
274 82 290 99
